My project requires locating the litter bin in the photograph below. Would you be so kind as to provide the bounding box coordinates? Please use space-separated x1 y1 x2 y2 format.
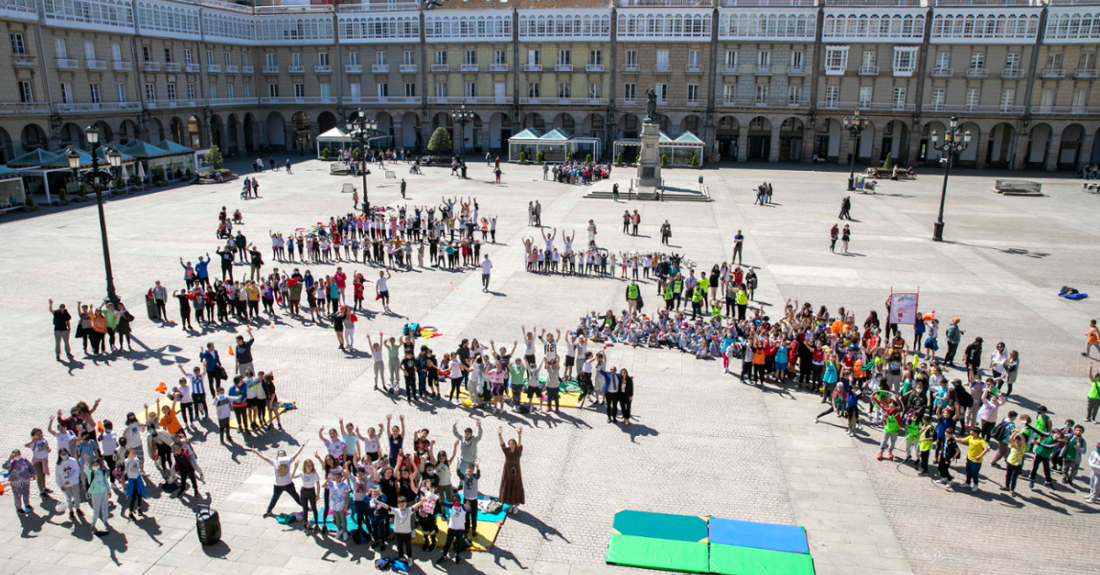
196 507 221 546
145 294 158 320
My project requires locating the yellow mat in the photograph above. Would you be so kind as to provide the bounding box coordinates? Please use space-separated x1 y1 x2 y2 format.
411 517 501 552
449 385 584 409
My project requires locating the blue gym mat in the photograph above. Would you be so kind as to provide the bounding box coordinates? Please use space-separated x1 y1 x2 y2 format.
708 518 809 555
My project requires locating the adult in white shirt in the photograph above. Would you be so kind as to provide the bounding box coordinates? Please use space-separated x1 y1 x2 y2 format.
376 269 393 313
989 342 1008 379
255 445 305 518
481 257 492 292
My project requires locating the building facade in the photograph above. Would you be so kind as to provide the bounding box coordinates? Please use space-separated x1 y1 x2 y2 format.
0 0 1097 170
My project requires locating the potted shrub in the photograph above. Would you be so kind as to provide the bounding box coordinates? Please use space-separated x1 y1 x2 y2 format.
661 153 669 166
78 183 88 201
882 152 893 170
24 193 37 212
537 151 545 163
58 187 68 205
586 153 592 163
321 147 331 161
519 151 527 164
689 154 698 167
616 152 623 166
113 177 125 195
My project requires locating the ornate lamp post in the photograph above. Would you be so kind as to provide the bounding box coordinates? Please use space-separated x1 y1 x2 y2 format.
842 111 869 191
930 115 971 242
69 126 121 303
450 103 474 157
346 109 376 212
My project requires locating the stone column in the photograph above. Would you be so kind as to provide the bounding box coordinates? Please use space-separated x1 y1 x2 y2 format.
838 129 850 166
1078 133 1095 170
768 124 781 164
906 126 921 167
1012 130 1029 170
974 136 989 169
801 128 815 164
1046 133 1062 171
736 124 748 162
234 120 245 156
869 129 884 166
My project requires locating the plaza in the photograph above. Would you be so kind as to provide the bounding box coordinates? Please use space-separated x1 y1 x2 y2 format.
0 157 1098 575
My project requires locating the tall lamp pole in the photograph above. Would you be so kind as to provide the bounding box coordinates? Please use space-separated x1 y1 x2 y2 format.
450 103 473 159
68 126 122 304
842 111 869 191
930 115 971 242
346 109 376 213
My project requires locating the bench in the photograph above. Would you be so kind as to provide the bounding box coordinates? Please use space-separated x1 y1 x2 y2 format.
330 162 351 175
995 179 1042 196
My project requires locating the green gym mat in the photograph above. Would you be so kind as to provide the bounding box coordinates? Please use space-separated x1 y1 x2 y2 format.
611 510 710 543
709 544 816 575
606 534 710 573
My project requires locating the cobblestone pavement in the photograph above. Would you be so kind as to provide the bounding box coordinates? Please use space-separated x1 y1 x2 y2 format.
0 158 1097 575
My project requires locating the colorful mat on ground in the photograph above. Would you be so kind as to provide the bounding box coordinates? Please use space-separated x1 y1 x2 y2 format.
275 494 507 552
450 379 585 409
606 511 815 575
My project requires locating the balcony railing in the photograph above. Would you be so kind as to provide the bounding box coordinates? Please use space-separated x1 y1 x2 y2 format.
367 64 385 73
185 63 201 73
619 0 712 6
624 63 638 72
655 62 670 72
665 98 703 107
263 65 279 74
0 102 51 115
56 58 78 70
432 63 450 72
789 65 806 74
400 64 417 73
428 96 513 105
966 67 988 78
826 0 919 5
1075 68 1099 79
55 101 142 113
260 96 338 105
556 63 573 72
931 104 1024 114
722 0 816 5
226 65 239 74
931 67 953 77
207 97 260 106
858 65 878 76
146 99 205 110
461 63 479 72
755 64 773 75
723 65 739 74
315 65 331 73
207 64 222 73
337 1 421 12
1001 67 1023 79
490 63 508 72
164 62 182 72
13 54 36 67
287 65 303 73
586 64 604 72
345 96 423 105
84 59 106 70
141 61 160 72
818 100 915 111
242 65 254 74
618 97 638 107
112 60 131 71
721 98 812 109
1031 105 1100 115
687 64 702 73
1041 68 1065 79
345 64 362 73
934 0 1029 5
519 97 608 106
524 63 542 72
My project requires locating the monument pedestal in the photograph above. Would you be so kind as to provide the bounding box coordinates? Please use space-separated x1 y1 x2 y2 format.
636 120 662 188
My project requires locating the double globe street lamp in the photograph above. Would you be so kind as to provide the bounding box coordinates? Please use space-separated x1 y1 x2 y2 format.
930 115 972 242
451 103 474 157
346 109 377 212
842 111 870 191
67 126 123 303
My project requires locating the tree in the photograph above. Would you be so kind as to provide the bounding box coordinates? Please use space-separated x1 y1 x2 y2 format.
205 145 224 170
519 151 527 163
427 127 452 156
661 153 669 166
882 152 893 169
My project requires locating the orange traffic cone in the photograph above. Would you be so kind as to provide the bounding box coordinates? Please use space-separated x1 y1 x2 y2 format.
0 482 6 494
228 346 234 356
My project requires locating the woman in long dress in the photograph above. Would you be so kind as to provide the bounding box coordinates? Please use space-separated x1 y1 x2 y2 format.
498 427 524 515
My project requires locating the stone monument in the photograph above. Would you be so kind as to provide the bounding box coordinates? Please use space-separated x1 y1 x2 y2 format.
636 86 662 189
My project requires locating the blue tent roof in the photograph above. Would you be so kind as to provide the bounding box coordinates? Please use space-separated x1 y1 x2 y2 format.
540 128 573 141
6 148 60 168
39 147 134 169
674 131 704 145
121 140 172 158
510 128 543 141
153 140 195 154
0 165 22 180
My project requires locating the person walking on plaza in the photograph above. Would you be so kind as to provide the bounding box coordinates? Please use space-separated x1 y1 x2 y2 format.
481 255 492 292
829 224 839 252
50 299 74 361
944 318 964 367
839 196 853 220
661 220 671 245
1086 319 1100 358
732 230 744 265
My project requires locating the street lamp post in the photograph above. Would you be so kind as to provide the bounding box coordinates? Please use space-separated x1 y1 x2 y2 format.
69 126 122 303
842 111 869 191
450 103 474 160
346 109 376 213
930 115 972 242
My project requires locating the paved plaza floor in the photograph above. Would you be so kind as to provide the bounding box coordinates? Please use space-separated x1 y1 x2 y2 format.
0 156 1097 575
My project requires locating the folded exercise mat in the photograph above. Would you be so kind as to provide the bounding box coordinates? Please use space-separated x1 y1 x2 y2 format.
606 533 710 573
411 516 501 552
708 518 809 555
612 510 709 543
709 544 816 575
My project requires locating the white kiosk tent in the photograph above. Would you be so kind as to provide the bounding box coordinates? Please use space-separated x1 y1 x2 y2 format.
613 130 705 167
12 147 137 204
0 165 26 210
508 128 603 163
318 127 393 158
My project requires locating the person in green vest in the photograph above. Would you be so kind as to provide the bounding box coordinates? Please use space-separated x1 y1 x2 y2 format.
698 275 709 307
1027 415 1059 490
917 415 935 476
904 416 921 464
877 404 902 460
710 302 722 319
625 281 640 315
690 285 704 320
662 281 674 311
735 285 749 321
671 274 684 311
1087 363 1100 423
